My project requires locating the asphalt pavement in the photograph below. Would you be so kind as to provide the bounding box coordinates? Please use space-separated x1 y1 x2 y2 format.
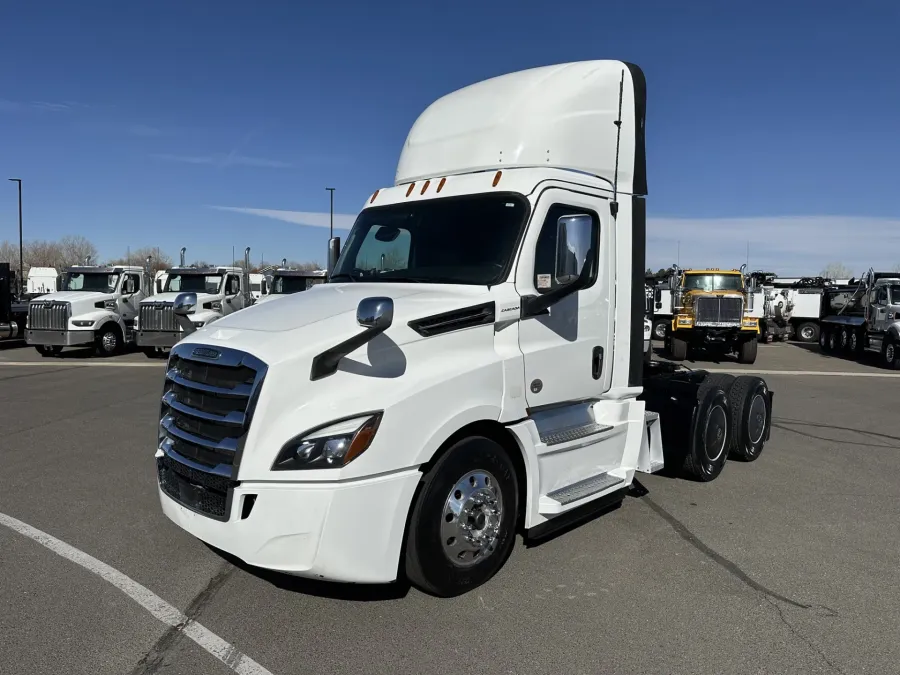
1 341 898 675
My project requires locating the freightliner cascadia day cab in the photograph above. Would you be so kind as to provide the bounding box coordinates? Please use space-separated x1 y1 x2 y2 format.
255 266 327 306
155 60 774 597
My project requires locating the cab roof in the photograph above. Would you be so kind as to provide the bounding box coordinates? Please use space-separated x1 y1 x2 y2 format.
683 269 743 275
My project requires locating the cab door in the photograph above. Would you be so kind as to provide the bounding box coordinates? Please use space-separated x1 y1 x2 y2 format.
118 273 142 322
514 189 613 407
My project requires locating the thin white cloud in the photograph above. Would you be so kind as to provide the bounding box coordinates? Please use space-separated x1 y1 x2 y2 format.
0 100 80 113
210 206 357 230
209 207 900 277
152 153 291 169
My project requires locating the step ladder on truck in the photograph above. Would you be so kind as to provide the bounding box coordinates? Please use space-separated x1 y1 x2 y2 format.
154 60 775 597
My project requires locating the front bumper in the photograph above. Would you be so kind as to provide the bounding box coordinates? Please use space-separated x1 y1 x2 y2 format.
26 329 94 346
158 467 422 583
137 330 181 348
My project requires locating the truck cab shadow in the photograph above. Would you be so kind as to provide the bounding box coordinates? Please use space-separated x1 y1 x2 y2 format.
205 544 412 601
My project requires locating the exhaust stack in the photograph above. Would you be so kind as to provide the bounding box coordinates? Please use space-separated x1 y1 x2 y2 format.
180 247 186 267
327 237 341 278
243 247 252 304
145 255 154 296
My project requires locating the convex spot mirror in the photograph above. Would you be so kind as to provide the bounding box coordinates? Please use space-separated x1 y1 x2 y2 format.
554 214 593 286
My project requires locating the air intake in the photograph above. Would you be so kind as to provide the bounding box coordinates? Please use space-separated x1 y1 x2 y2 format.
408 302 495 337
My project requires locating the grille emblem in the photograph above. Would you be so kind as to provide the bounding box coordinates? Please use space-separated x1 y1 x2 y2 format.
191 347 220 360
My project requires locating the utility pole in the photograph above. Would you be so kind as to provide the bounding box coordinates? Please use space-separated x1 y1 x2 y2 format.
8 178 23 295
326 187 335 239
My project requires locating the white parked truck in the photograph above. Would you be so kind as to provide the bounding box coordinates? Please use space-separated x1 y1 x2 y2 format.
255 264 327 306
818 270 900 368
155 60 774 597
136 248 253 356
25 259 149 356
249 273 267 303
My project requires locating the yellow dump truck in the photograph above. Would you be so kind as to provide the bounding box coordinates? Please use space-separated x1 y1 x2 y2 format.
664 265 760 364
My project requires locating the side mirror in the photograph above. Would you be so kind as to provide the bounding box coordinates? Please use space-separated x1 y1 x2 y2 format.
553 214 593 285
327 237 341 277
173 292 198 335
124 279 136 295
357 297 394 330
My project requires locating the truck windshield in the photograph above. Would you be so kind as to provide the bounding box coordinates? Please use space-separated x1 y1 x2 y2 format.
271 276 323 294
164 274 223 294
63 272 119 293
330 193 529 285
683 274 744 292
890 286 900 304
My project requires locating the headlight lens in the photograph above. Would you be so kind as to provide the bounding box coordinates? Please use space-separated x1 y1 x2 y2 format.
211 301 222 312
72 320 95 327
191 320 205 328
273 413 382 470
104 300 116 310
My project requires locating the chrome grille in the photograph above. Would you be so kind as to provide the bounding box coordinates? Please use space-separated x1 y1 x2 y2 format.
28 301 70 330
140 303 176 332
694 296 743 326
158 343 267 520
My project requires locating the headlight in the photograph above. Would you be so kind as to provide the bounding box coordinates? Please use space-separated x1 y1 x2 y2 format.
272 413 382 471
211 301 222 312
104 300 116 310
191 321 205 328
72 320 95 327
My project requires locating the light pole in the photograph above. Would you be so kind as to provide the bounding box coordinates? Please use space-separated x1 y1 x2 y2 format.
325 187 335 239
8 178 23 296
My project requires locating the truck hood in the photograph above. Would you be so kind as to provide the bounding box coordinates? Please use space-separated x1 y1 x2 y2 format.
141 292 221 306
184 282 497 365
31 291 112 305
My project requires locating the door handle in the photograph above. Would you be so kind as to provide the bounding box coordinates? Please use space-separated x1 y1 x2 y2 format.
592 346 603 380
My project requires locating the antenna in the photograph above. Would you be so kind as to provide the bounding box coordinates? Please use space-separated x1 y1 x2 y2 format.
610 69 625 219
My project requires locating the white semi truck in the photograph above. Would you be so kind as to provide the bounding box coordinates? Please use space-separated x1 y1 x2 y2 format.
25 258 149 356
255 263 327 306
154 60 774 597
135 247 253 357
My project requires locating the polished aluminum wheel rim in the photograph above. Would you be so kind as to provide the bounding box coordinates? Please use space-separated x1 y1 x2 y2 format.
441 470 503 568
102 332 117 352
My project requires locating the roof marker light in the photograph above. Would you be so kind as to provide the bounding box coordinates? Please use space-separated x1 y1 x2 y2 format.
369 190 380 204
436 177 446 193
420 179 431 195
406 183 415 197
492 171 502 187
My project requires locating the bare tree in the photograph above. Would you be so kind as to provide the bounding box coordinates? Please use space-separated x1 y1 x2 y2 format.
107 246 172 275
58 235 98 268
821 262 853 280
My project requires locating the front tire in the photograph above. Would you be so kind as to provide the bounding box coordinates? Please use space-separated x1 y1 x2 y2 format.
728 376 771 462
652 319 668 341
882 338 899 370
95 325 121 357
737 338 758 364
404 436 519 597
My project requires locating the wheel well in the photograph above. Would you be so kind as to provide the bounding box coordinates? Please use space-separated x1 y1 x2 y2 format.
98 320 123 337
418 420 528 529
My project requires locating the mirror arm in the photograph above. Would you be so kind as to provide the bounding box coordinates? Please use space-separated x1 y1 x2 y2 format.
521 250 595 319
309 323 388 381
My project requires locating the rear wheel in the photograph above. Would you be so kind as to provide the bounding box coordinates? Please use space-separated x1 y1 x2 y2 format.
882 339 899 370
736 338 758 364
652 319 668 340
404 436 519 597
728 376 770 462
797 321 819 343
669 335 688 361
828 330 839 352
683 384 731 482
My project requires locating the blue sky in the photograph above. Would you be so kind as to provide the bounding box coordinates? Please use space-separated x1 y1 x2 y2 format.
1 0 898 275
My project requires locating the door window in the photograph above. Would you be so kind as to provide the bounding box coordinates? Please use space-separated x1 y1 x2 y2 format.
533 205 600 294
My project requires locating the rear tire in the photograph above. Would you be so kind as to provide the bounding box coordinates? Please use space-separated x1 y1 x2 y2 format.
737 338 758 364
404 436 519 597
728 376 771 462
669 336 688 361
797 321 819 343
652 319 668 341
683 384 731 482
881 338 899 370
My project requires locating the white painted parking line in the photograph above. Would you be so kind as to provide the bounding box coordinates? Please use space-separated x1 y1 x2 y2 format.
704 368 900 378
0 512 275 675
0 360 162 368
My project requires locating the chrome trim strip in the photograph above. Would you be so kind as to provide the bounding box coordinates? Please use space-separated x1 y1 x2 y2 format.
165 368 253 397
159 438 232 478
160 415 239 453
161 390 245 426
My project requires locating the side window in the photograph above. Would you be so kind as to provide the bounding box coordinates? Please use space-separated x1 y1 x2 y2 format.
226 275 240 295
125 274 141 294
354 225 411 273
533 204 600 294
877 287 888 304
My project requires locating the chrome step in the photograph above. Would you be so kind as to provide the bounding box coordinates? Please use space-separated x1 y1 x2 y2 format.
546 472 624 506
